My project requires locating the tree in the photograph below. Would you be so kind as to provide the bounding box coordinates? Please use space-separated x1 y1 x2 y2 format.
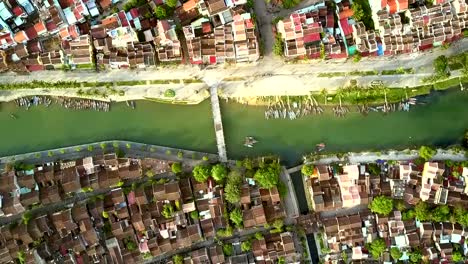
102 211 109 218
192 164 211 182
369 196 393 216
162 203 174 218
241 240 252 252
255 232 264 240
301 164 314 176
254 162 280 189
166 0 178 8
171 162 182 174
124 238 137 251
222 244 234 256
367 238 386 259
22 211 32 225
394 200 406 212
453 204 468 226
272 219 284 232
225 171 243 204
154 6 167 19
17 251 25 264
402 209 415 221
390 247 403 261
212 164 227 183
352 3 364 21
229 208 243 227
367 163 381 176
453 251 464 262
190 210 199 220
173 254 184 264
432 204 450 222
409 249 422 263
415 201 432 221
434 55 448 75
419 146 436 161
273 34 284 56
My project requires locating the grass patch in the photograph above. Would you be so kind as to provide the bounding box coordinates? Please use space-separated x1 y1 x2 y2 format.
381 68 414 75
115 80 147 86
183 79 202 83
74 63 96 70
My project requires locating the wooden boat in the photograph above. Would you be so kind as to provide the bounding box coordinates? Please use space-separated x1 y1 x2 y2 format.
244 136 258 148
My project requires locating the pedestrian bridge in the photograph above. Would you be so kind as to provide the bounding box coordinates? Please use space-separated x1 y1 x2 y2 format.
209 85 227 162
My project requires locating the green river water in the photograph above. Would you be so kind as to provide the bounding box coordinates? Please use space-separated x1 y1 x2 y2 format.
0 89 467 165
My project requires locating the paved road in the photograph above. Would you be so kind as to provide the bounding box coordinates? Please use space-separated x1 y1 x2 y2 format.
0 39 465 97
280 166 300 224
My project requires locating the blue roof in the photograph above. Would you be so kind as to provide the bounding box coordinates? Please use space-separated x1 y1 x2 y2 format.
377 43 384 56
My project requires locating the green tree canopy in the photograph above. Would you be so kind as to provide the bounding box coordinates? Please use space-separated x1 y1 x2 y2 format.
230 208 243 227
390 247 403 261
394 200 406 212
225 170 243 204
166 0 178 8
254 162 280 189
273 34 284 56
367 238 386 259
351 3 364 21
419 146 437 161
434 55 448 75
192 164 211 182
222 244 234 256
409 249 422 263
154 6 167 19
173 254 184 264
453 251 464 262
162 203 174 219
432 204 450 222
453 204 468 226
415 201 432 221
190 210 199 220
369 196 394 216
272 219 284 232
301 164 314 176
254 232 264 240
241 240 252 252
212 164 227 183
171 162 182 174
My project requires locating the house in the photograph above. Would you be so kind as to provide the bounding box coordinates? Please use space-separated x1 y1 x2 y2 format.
51 209 78 237
155 20 182 62
67 34 94 66
209 245 225 264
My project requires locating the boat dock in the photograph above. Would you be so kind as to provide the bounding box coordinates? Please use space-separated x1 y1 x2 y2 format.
209 85 228 162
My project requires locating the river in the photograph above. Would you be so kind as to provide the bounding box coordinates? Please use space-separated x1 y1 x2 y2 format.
1 88 468 165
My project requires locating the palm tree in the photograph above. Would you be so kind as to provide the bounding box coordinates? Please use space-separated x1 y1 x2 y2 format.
320 89 328 105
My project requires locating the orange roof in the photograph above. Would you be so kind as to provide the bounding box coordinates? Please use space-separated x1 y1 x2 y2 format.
59 27 70 39
14 31 28 43
183 0 197 11
34 21 47 35
339 8 354 19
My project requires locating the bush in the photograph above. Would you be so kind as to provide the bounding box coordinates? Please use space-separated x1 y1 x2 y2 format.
281 0 300 8
171 162 182 174
229 208 243 228
222 244 234 256
241 240 252 252
190 210 199 220
164 89 176 97
301 164 314 176
273 34 284 56
419 146 436 161
225 170 243 204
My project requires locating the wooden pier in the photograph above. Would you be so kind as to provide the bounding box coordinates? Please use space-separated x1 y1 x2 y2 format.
209 85 228 162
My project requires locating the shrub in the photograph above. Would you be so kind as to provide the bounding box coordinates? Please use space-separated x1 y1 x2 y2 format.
171 162 182 174
369 196 393 216
164 89 176 97
419 146 436 160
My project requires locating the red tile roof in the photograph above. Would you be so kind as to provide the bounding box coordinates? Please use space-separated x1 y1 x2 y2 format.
99 0 112 9
398 0 408 10
68 25 79 39
13 6 24 16
25 27 38 40
388 0 397 14
381 0 387 9
118 11 129 27
340 18 353 36
46 21 58 32
304 33 321 43
27 65 44 71
129 8 139 19
202 22 212 34
0 34 14 46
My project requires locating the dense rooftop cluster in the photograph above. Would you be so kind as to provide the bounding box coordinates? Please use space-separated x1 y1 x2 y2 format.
0 154 301 264
304 160 468 263
276 0 468 59
0 0 259 73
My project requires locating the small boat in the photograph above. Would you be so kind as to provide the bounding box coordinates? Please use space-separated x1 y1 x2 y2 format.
244 136 258 148
126 101 130 107
131 101 136 109
316 143 326 152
